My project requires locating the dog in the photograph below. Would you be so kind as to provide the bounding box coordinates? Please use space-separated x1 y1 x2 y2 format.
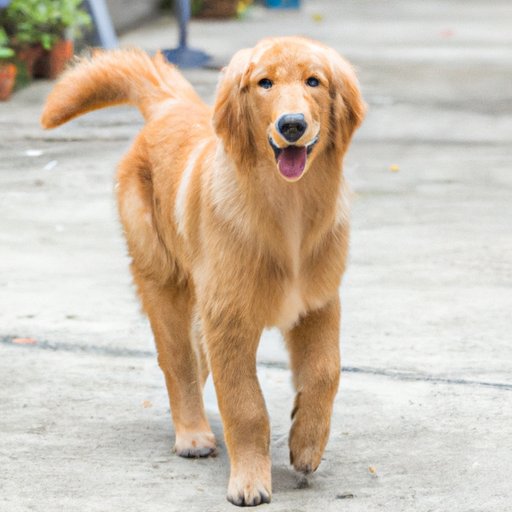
41 36 365 506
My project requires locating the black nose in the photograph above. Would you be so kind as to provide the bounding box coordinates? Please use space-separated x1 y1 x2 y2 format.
277 114 307 143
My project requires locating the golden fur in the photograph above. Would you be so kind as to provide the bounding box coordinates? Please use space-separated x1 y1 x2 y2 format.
41 37 365 507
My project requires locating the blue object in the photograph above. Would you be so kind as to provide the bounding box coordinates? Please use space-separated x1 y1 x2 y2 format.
0 0 11 8
265 0 301 8
162 0 211 69
84 0 118 49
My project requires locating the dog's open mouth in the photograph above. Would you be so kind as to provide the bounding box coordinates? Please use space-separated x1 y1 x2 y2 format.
269 136 319 181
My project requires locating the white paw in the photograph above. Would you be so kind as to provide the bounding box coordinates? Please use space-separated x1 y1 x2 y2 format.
226 461 271 507
174 431 217 458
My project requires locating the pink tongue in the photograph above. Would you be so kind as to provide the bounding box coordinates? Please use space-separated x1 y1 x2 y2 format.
277 146 307 179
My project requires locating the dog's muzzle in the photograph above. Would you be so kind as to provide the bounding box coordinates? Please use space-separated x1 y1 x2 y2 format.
269 135 319 182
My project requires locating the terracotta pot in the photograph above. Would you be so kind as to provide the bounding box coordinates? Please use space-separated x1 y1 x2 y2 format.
34 39 74 79
16 44 43 77
194 0 238 18
0 63 17 101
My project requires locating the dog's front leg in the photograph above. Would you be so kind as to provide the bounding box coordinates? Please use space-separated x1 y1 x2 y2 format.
284 296 341 475
203 313 271 507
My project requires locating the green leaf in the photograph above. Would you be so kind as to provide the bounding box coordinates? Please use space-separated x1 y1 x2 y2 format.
0 47 15 59
41 33 54 50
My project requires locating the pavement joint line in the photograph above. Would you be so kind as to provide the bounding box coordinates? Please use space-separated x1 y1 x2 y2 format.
19 136 134 143
6 135 510 147
355 138 510 147
2 335 511 391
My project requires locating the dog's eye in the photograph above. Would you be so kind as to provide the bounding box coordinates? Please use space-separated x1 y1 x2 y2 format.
258 78 273 89
306 77 320 87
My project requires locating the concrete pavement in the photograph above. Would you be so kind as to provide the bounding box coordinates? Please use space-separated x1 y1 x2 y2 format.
1 1 511 510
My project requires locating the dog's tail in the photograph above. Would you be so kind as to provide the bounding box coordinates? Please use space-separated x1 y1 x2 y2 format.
41 48 202 129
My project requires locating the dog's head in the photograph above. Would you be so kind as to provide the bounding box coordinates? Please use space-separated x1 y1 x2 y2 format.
213 37 366 182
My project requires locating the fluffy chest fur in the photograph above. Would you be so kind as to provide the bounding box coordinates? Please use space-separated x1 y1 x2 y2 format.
198 147 349 330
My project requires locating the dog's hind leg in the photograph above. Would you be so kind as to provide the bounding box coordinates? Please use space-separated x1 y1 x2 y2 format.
116 142 214 457
284 296 341 475
190 306 210 388
136 275 216 458
116 141 215 458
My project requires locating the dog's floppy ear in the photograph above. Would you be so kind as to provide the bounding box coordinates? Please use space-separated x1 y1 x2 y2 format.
327 49 367 147
213 48 255 167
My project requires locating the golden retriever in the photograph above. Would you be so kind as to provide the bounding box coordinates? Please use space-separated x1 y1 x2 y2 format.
41 36 365 506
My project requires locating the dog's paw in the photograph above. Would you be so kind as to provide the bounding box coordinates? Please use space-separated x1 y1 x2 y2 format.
289 418 328 475
226 461 271 506
174 430 217 458
227 480 271 507
289 444 320 475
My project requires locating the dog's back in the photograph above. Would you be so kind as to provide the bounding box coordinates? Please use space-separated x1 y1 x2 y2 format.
42 49 215 283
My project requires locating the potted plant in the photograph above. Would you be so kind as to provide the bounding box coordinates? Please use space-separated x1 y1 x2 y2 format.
1 0 46 76
33 0 91 79
0 27 17 100
2 0 91 79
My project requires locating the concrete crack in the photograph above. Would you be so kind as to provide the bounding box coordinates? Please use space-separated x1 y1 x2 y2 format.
2 335 511 391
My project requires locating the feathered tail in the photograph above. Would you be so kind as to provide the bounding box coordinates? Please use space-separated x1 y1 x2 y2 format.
41 48 202 129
